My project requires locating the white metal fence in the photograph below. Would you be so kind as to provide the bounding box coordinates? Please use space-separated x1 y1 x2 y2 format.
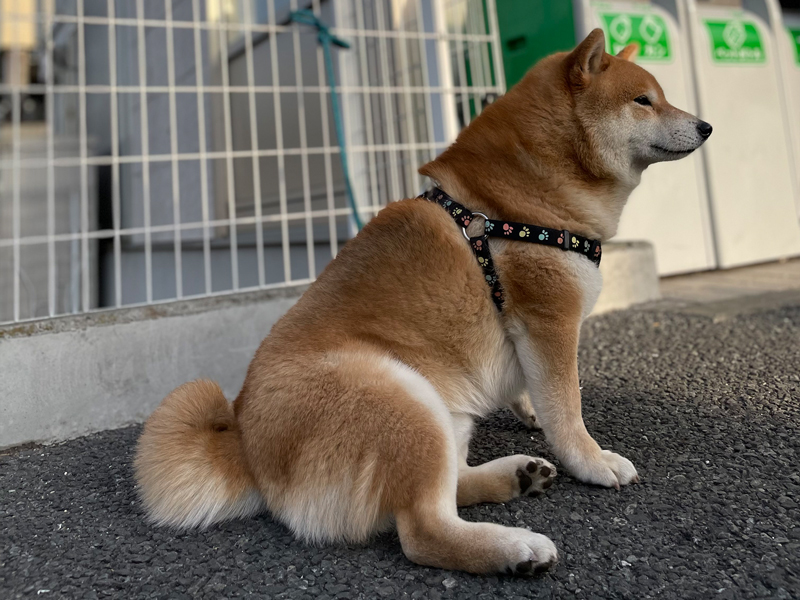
0 0 505 325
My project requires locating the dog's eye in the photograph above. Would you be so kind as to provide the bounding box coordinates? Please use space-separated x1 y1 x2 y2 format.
634 96 652 106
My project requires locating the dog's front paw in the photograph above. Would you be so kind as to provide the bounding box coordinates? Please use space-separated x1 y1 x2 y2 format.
569 450 639 489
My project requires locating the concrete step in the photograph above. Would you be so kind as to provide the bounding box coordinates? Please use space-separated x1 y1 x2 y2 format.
593 241 661 315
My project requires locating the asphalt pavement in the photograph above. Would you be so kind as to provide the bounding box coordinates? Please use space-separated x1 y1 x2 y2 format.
2 302 799 599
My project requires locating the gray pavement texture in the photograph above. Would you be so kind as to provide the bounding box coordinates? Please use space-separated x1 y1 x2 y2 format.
2 303 799 600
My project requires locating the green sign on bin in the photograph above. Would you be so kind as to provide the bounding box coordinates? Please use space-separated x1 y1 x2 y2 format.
599 12 671 62
704 19 765 64
789 27 800 66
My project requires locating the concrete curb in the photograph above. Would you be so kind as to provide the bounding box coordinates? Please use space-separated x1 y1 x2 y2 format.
1 242 660 449
592 241 661 316
0 287 305 449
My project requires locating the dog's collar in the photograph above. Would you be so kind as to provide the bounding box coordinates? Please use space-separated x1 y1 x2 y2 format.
421 187 602 311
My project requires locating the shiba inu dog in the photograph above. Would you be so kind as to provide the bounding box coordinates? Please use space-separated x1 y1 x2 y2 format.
135 29 711 575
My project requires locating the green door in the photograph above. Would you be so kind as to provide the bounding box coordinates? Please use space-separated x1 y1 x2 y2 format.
496 0 577 87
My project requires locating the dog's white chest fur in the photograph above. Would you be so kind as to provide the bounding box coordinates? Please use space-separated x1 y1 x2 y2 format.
451 252 603 418
567 252 603 321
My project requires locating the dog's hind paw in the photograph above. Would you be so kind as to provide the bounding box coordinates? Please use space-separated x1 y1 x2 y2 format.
509 393 543 430
499 529 558 576
516 457 557 498
515 410 542 430
457 455 558 506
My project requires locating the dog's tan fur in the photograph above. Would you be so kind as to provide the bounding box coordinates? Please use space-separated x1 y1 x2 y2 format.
135 30 710 574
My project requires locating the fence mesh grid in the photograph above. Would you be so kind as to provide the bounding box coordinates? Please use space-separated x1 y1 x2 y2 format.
0 0 504 324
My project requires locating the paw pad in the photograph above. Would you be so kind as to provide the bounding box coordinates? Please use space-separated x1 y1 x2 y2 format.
534 558 556 574
504 556 556 577
516 468 533 493
516 458 557 497
515 560 533 574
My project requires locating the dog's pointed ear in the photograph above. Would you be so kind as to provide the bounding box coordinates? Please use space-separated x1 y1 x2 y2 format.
617 43 639 62
571 29 608 80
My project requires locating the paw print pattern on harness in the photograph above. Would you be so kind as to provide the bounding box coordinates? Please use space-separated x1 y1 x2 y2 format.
421 187 601 313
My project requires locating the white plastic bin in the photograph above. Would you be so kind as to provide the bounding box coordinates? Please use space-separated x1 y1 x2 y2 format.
781 10 800 201
573 0 716 275
684 0 800 268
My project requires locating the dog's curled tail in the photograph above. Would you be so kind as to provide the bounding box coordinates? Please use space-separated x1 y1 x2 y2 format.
134 379 263 529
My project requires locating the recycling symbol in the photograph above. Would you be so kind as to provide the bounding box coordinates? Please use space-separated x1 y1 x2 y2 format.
640 14 663 45
723 20 746 50
609 14 632 43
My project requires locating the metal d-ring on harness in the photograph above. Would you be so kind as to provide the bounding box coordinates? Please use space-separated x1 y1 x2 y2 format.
421 187 602 311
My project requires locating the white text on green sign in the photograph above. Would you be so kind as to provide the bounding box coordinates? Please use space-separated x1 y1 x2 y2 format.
704 19 765 64
600 12 671 62
789 27 800 66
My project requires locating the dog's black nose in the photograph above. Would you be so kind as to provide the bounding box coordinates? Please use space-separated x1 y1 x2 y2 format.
697 121 713 139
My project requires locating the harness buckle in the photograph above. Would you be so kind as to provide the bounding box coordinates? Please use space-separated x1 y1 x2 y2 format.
562 229 570 250
463 212 489 240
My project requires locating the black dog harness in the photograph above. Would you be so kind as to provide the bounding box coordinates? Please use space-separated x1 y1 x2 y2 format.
421 187 602 311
